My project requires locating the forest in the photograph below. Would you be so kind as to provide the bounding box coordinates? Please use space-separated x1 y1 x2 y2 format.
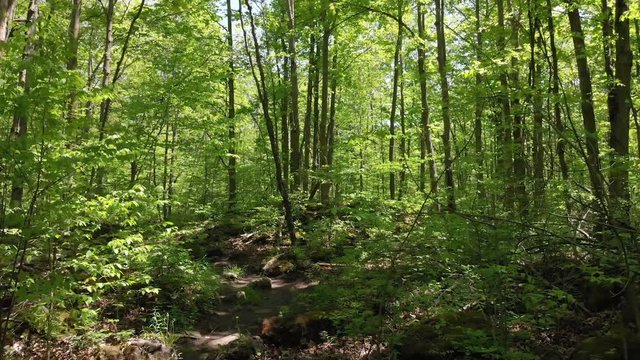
0 0 639 358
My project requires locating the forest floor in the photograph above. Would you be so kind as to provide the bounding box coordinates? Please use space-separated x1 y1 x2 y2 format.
6 214 631 360
174 223 386 359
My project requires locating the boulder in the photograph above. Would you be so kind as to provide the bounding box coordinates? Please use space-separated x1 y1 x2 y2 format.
261 313 334 347
397 309 495 360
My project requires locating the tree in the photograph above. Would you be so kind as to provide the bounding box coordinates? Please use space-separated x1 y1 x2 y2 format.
435 0 456 211
227 0 237 211
242 0 297 244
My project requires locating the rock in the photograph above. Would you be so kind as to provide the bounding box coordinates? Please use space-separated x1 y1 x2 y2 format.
122 339 177 360
217 336 261 360
98 344 123 360
249 277 272 290
397 309 494 359
261 313 334 347
262 254 296 277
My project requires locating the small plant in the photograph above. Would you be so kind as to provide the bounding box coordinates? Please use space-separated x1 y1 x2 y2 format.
223 264 246 279
143 309 180 347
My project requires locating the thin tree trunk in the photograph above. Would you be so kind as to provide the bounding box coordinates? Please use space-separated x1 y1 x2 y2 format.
399 54 407 200
280 38 290 193
9 0 40 210
94 0 115 192
388 1 403 200
417 1 438 200
95 0 145 192
302 34 316 192
242 0 297 244
497 0 514 212
567 5 607 212
547 0 569 183
609 0 632 226
66 0 82 124
474 0 485 201
435 0 456 211
226 0 237 211
319 0 332 204
286 0 301 191
530 2 544 212
0 0 17 56
508 0 526 216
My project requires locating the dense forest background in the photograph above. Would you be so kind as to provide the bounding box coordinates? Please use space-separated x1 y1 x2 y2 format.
1 0 640 358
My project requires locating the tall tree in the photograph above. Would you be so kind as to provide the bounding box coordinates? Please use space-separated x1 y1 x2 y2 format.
529 1 544 211
567 3 607 213
318 0 332 204
226 0 237 211
388 1 404 200
608 0 632 226
508 0 527 215
242 0 297 244
66 0 82 124
497 0 514 212
435 0 456 211
9 0 40 209
0 0 17 55
286 0 301 191
302 33 316 192
417 0 438 199
474 0 485 201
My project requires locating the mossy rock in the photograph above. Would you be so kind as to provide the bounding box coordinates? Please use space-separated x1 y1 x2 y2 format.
571 328 640 360
397 309 497 359
249 277 272 289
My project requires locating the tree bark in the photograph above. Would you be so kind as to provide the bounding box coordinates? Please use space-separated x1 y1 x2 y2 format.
242 0 297 244
226 0 237 211
508 0 527 216
0 0 17 56
10 0 40 209
388 1 403 200
547 0 569 183
567 4 607 212
497 0 514 212
67 0 82 124
530 2 544 212
319 0 332 204
609 0 632 226
474 0 485 201
435 0 456 211
417 1 438 200
286 0 301 191
302 34 316 192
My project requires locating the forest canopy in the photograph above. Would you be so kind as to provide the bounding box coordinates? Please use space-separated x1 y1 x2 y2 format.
0 0 639 358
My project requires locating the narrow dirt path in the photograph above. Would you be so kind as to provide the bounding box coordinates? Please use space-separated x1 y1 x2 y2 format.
175 230 319 359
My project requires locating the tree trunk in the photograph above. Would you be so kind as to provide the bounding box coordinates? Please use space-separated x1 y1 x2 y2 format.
547 0 569 184
417 1 438 200
9 0 40 209
280 38 290 193
435 0 456 211
286 0 301 191
319 0 331 204
474 0 485 201
497 0 514 212
302 34 316 192
399 54 407 200
508 0 526 216
226 0 237 211
388 2 403 200
243 0 297 244
567 5 607 212
609 0 632 226
0 0 17 56
530 2 544 212
66 0 82 124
